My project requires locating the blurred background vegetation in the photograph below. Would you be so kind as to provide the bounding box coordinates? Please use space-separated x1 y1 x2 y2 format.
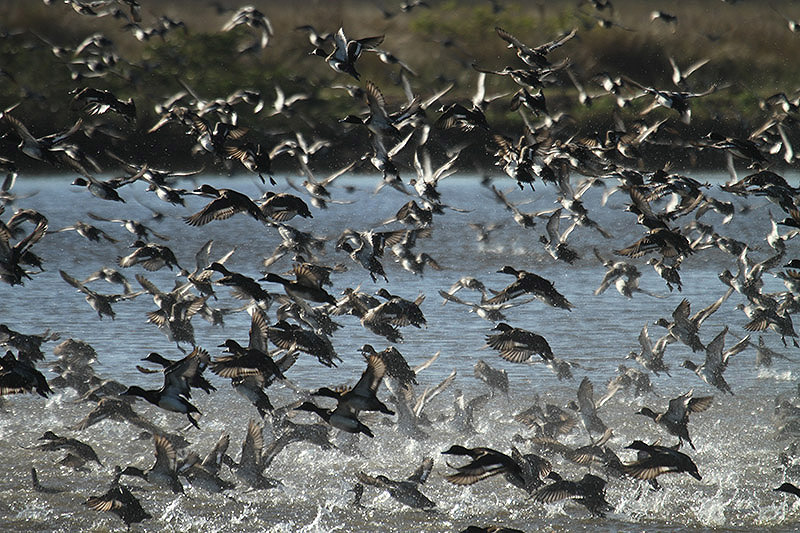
1 0 799 173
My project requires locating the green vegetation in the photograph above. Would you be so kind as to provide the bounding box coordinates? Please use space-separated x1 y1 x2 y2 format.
0 0 799 172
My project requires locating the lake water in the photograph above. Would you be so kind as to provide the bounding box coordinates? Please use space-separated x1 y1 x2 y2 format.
1 172 799 532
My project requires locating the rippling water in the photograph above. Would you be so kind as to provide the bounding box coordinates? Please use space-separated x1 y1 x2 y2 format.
1 173 799 532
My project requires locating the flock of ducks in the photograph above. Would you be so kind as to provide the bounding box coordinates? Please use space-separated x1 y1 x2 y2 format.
2 1 800 531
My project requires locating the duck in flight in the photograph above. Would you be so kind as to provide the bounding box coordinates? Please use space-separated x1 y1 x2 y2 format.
534 472 613 517
311 27 384 80
121 347 206 429
312 350 394 416
486 266 574 311
84 466 151 528
623 440 702 482
356 456 435 509
484 322 553 363
184 184 268 227
636 390 713 449
681 326 750 395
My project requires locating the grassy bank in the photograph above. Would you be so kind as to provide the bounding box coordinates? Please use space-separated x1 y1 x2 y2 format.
1 0 799 174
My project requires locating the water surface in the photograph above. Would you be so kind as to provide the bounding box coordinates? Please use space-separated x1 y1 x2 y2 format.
1 173 799 532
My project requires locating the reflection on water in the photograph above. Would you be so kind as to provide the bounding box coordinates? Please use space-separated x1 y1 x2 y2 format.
1 174 799 532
